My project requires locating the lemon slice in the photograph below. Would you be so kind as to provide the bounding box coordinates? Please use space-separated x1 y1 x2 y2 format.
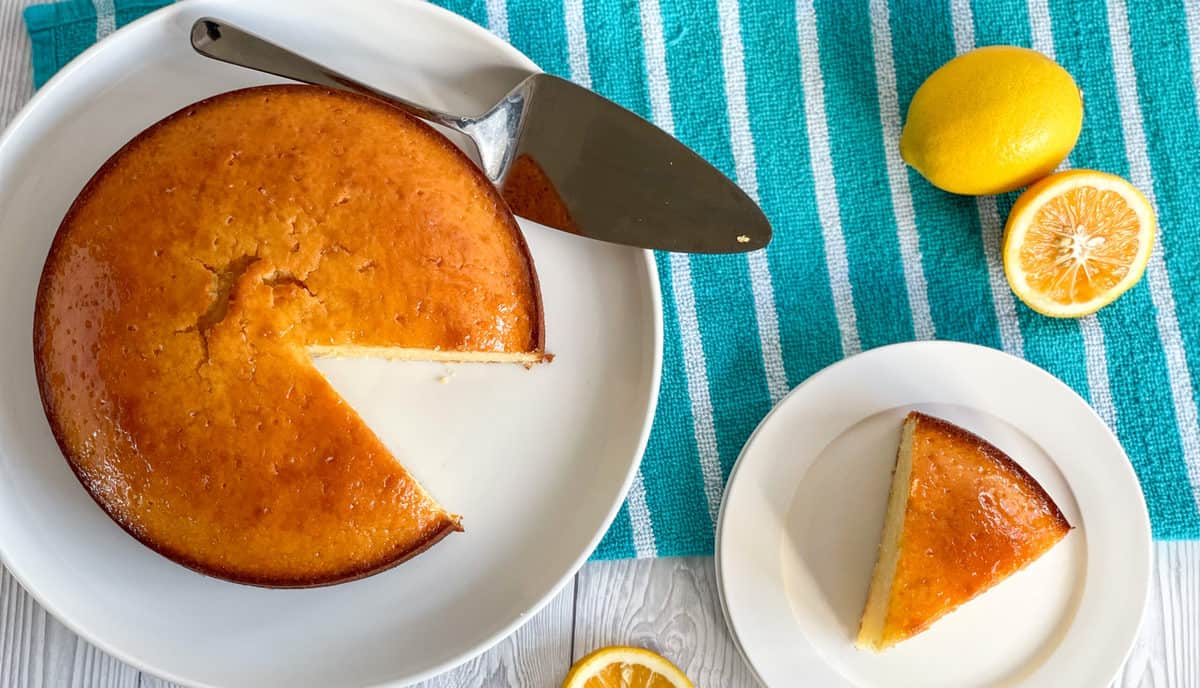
1003 169 1155 317
562 646 695 688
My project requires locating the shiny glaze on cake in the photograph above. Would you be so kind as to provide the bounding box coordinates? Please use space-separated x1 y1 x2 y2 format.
862 411 1070 649
34 85 544 587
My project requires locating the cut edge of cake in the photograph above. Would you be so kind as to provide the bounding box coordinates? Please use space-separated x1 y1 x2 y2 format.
307 345 547 364
855 413 917 651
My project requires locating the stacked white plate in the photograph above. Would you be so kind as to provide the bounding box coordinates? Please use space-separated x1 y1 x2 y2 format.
716 341 1150 688
0 1 662 686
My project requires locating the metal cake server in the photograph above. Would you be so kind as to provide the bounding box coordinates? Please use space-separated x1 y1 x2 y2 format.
190 18 771 253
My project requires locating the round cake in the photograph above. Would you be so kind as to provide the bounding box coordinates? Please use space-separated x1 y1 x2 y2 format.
34 85 544 587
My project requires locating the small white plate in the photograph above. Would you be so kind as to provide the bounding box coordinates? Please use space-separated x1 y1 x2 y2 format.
0 1 661 686
716 341 1150 688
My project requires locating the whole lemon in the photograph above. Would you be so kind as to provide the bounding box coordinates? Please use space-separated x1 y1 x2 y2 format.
900 46 1082 195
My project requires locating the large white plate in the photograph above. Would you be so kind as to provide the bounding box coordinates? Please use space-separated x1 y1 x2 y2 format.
0 1 661 686
716 342 1150 688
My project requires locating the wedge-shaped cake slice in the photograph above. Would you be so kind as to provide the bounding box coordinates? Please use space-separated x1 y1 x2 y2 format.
856 411 1070 651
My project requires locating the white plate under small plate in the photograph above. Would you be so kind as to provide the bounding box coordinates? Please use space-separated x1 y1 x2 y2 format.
716 341 1150 688
0 1 661 686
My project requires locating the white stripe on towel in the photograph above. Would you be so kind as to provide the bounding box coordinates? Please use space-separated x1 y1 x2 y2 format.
1106 0 1200 508
640 0 725 535
868 0 936 343
1027 0 1121 430
1079 316 1118 428
1187 0 1200 129
486 0 510 42
92 0 116 40
795 0 861 357
563 0 658 558
563 0 591 88
715 0 789 403
947 0 1026 356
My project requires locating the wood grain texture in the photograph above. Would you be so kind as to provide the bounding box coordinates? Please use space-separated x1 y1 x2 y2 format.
1155 541 1199 688
3 544 1196 687
574 557 760 688
0 0 33 126
419 581 574 688
1109 541 1200 688
1113 543 1169 688
1 567 141 688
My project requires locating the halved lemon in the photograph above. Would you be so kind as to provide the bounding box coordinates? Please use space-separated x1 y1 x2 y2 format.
1003 169 1155 317
562 646 694 688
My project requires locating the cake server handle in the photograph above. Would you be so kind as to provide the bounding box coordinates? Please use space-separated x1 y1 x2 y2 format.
189 19 473 133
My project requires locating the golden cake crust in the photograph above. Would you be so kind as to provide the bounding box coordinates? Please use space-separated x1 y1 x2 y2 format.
882 412 1070 645
34 85 544 587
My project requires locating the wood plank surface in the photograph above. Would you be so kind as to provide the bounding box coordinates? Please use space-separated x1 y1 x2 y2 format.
0 0 33 126
1152 541 1199 688
419 582 575 688
574 557 759 688
1 567 141 688
7 550 1199 686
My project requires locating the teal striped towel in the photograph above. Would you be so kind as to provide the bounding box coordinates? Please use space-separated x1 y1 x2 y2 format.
24 0 1200 560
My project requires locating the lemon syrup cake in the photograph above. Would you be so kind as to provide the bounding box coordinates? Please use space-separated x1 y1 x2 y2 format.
856 412 1070 650
34 86 544 587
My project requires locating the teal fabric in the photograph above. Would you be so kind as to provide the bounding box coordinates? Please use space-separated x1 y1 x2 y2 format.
23 0 1200 559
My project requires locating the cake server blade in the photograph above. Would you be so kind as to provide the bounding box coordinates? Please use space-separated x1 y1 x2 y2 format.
190 18 771 254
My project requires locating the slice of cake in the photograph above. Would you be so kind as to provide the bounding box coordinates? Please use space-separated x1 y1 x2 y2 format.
856 412 1070 651
35 86 544 587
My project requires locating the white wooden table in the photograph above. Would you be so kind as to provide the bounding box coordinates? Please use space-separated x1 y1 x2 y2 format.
0 2 1197 685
